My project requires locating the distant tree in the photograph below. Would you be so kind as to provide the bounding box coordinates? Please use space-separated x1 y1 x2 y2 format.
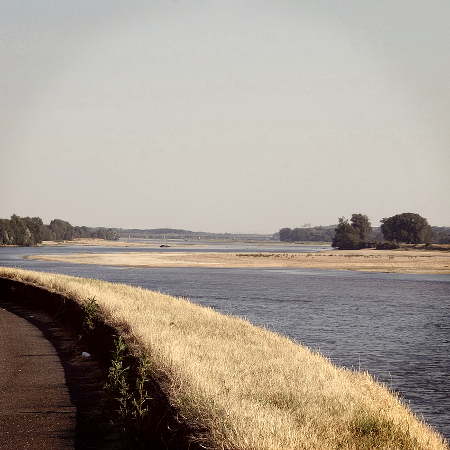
9 215 32 246
74 226 94 239
279 226 334 242
105 228 120 241
49 219 74 241
0 215 46 246
332 218 362 249
23 217 45 245
291 228 302 241
96 228 120 241
350 214 372 241
279 228 293 242
381 213 433 244
0 219 13 245
43 225 54 241
432 227 450 244
96 228 106 239
332 214 372 249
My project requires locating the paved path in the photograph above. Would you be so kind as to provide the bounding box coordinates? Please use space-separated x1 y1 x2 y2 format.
0 304 76 449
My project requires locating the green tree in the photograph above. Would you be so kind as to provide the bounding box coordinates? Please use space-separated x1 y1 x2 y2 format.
279 228 293 242
105 228 120 241
432 227 450 244
49 219 74 241
332 214 372 249
74 226 94 239
9 215 32 246
279 226 335 242
23 217 45 245
350 214 372 241
96 228 120 240
381 213 433 244
0 219 13 245
332 218 361 249
43 225 54 241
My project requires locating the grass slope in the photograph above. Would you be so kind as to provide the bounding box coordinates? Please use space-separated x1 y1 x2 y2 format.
0 267 448 450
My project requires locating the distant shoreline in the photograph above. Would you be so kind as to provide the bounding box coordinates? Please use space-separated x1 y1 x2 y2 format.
28 247 450 274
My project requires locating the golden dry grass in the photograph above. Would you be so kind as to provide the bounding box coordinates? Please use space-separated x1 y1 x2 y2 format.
0 266 448 450
28 248 450 274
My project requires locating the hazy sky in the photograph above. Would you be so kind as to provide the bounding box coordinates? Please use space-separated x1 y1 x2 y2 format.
1 0 449 233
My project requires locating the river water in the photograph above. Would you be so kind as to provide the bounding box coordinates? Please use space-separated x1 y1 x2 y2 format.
1 243 449 440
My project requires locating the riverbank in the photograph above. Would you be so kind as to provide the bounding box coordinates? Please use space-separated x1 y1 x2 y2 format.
28 248 450 274
0 267 447 449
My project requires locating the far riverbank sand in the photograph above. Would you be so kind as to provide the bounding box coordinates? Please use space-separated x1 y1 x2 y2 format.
27 249 450 274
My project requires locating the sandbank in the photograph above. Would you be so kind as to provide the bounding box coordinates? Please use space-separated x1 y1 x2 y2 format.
28 248 450 274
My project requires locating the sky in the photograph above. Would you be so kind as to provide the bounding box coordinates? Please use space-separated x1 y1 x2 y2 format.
1 0 449 233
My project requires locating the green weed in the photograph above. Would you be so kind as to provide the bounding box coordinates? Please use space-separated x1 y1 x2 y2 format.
82 296 100 336
104 336 131 421
103 337 153 446
132 348 153 441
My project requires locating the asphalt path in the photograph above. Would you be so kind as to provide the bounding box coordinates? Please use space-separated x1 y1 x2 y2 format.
0 304 76 449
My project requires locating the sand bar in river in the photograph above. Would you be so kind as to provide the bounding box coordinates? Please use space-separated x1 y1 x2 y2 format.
27 248 450 274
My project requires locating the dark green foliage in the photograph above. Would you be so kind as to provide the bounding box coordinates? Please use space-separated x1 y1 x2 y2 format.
78 296 102 351
332 219 361 250
278 226 335 242
95 227 120 240
104 336 132 421
1 214 124 245
48 218 74 241
279 228 293 242
375 241 400 250
0 215 46 246
9 214 33 246
23 217 45 245
73 226 120 240
431 227 450 244
43 225 54 241
131 349 153 441
350 214 372 241
104 337 153 446
381 213 433 244
74 225 94 239
0 215 99 245
332 214 372 250
82 296 100 336
0 218 13 245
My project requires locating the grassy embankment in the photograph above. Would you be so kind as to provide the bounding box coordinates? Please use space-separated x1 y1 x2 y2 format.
0 266 448 450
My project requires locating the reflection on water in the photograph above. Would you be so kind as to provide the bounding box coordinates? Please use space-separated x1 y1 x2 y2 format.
0 244 449 440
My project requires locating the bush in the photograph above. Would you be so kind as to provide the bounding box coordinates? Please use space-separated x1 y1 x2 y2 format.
375 241 400 250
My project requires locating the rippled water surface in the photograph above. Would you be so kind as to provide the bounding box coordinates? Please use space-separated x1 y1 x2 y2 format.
1 244 449 440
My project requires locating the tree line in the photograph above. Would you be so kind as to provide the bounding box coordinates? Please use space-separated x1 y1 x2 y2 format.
0 215 119 246
330 212 435 249
278 226 335 243
280 213 448 249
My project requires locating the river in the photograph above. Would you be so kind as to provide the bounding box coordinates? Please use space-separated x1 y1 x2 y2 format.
1 243 449 440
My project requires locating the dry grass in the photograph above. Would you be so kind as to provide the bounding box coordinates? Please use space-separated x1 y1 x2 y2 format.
1 266 448 450
28 248 450 274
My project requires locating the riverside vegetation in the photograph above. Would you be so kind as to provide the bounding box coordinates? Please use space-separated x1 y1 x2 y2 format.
0 266 448 450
